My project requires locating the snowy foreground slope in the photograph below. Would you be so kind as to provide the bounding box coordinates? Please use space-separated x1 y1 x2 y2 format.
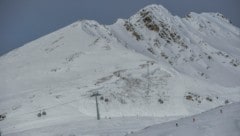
0 4 240 135
2 102 240 136
128 102 240 136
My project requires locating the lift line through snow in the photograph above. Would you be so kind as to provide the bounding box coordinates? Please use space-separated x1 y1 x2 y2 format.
91 92 101 120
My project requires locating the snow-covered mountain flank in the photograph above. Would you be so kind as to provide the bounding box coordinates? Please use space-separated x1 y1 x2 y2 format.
128 102 240 136
0 4 240 136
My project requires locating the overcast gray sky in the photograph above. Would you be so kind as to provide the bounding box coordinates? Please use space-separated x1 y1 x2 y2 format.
0 0 239 56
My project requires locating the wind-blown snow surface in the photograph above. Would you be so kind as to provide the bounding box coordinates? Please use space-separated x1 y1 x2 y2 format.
128 102 240 136
0 4 240 135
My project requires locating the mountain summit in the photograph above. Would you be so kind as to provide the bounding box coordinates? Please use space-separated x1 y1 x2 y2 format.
0 4 240 135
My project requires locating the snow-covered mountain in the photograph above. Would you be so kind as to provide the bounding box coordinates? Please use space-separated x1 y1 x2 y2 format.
0 4 240 135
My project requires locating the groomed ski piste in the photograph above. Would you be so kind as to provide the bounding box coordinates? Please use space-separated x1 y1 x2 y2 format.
128 102 240 136
0 4 240 136
1 102 239 136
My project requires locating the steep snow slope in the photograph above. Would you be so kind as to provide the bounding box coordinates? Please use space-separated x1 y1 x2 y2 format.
128 102 240 136
110 4 240 87
0 4 240 135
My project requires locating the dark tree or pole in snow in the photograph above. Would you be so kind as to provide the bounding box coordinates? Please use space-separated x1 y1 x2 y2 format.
91 92 101 120
147 63 150 91
146 63 150 95
95 95 100 120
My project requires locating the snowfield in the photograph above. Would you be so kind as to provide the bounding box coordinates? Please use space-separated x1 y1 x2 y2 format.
1 103 239 136
128 102 240 136
0 4 240 136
